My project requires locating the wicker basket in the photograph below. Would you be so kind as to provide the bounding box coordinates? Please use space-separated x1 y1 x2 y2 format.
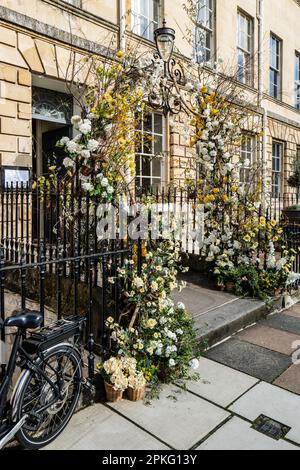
126 386 146 402
104 381 123 402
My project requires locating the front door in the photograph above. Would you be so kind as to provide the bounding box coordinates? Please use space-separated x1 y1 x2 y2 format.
42 126 72 176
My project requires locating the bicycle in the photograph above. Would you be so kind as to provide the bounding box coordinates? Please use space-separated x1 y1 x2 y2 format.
0 310 87 450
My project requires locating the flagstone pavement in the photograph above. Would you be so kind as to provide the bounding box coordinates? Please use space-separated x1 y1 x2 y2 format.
44 303 300 451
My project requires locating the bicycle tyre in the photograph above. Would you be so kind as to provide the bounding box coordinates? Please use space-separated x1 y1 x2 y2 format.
15 343 82 449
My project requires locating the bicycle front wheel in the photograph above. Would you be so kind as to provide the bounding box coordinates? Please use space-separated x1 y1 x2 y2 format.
16 343 82 449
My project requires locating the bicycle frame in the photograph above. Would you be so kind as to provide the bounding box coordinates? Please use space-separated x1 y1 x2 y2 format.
0 327 66 425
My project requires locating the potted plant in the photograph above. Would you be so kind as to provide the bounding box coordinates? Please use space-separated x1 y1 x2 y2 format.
97 357 128 402
127 371 146 401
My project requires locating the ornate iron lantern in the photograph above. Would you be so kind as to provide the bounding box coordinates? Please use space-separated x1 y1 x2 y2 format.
148 20 186 117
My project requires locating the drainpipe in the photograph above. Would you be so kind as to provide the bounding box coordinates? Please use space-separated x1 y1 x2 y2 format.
257 0 268 203
119 0 126 51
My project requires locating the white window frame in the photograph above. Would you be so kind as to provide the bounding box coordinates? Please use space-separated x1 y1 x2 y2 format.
135 112 166 190
194 0 215 64
240 135 255 188
272 141 283 197
237 11 253 86
131 0 161 42
295 52 300 109
270 35 282 100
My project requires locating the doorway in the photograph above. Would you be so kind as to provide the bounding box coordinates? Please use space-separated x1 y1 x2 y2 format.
31 85 73 241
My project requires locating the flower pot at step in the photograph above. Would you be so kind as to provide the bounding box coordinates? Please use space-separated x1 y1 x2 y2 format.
273 288 283 299
126 386 146 402
216 283 225 291
104 381 123 402
226 281 235 293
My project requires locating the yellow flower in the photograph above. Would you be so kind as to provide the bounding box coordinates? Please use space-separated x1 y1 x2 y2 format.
116 50 125 60
211 108 219 116
243 235 251 243
231 186 238 192
212 188 220 194
273 236 279 242
107 317 114 324
32 181 37 190
49 165 56 171
201 86 208 94
222 195 229 203
147 319 157 329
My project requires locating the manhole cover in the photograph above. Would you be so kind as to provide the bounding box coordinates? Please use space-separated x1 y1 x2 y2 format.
252 415 291 440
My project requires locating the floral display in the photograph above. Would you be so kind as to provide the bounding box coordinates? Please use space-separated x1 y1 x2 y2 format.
184 83 296 299
103 239 200 386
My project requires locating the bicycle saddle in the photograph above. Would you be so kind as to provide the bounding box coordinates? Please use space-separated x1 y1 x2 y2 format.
4 311 43 330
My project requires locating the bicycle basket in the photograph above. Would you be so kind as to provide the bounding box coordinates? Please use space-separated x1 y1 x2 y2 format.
22 316 86 354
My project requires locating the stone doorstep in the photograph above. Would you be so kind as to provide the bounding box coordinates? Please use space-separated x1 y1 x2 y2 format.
196 297 268 348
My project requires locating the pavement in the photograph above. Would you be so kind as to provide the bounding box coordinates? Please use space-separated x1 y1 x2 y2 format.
45 303 300 451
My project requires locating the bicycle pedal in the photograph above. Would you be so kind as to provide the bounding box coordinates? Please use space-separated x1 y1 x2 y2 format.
81 378 94 391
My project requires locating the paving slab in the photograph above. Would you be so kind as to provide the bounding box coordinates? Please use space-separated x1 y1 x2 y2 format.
109 384 229 450
262 313 300 335
44 404 168 450
178 357 258 407
229 382 300 445
205 338 292 383
237 324 300 356
274 364 300 395
285 305 300 319
197 417 299 450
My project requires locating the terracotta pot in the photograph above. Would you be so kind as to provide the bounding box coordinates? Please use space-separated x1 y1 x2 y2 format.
226 281 235 293
126 386 146 402
104 381 123 402
216 283 225 291
273 288 283 299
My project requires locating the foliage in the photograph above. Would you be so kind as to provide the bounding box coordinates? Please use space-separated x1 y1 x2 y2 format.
105 239 201 385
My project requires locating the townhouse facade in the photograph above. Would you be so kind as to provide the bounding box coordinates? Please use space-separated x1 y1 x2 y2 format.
0 0 300 198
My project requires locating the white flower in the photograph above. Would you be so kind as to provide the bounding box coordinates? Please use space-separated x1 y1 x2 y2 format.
189 358 199 370
82 182 93 192
79 119 92 135
66 140 78 154
107 186 114 194
60 136 70 145
87 139 99 152
176 328 183 335
81 150 90 159
71 115 82 125
133 277 144 289
185 82 194 92
169 359 176 367
101 177 109 188
63 157 75 168
177 302 185 310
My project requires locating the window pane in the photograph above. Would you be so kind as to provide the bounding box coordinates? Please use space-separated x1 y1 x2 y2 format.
154 135 163 153
152 158 162 177
142 156 151 176
154 114 163 134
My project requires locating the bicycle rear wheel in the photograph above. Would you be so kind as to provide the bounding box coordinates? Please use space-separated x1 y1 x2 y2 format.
16 343 82 449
